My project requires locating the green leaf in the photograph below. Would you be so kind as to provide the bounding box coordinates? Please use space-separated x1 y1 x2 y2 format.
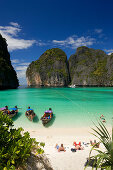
0 111 44 169
11 160 15 164
3 167 7 170
88 121 113 169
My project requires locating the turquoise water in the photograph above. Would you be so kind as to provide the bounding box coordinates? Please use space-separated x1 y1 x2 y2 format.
0 87 113 129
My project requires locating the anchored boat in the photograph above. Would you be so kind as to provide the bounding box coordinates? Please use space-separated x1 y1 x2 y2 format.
0 106 18 118
25 108 36 121
41 108 53 125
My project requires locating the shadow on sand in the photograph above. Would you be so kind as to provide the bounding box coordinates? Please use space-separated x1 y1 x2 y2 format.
12 112 22 121
44 114 56 128
33 115 39 123
26 153 53 170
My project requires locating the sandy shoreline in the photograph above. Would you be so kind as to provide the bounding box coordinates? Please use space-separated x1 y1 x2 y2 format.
23 126 111 170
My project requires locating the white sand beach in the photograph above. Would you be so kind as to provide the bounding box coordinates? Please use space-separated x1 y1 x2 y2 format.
24 127 111 170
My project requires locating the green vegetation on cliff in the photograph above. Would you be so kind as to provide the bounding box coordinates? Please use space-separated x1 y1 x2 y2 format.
27 46 113 87
26 48 70 86
69 46 112 86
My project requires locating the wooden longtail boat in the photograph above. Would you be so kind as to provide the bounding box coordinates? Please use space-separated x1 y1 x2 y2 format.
0 107 18 118
41 110 53 125
25 109 36 121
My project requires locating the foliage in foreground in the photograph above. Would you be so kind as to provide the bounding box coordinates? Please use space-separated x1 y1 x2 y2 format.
0 111 45 170
85 121 113 170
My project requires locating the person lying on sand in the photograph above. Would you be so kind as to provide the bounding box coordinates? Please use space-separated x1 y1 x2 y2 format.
90 140 100 148
55 144 59 149
55 144 66 152
73 141 84 150
75 145 84 150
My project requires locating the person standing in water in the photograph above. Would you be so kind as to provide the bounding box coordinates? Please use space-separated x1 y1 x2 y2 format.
100 114 106 123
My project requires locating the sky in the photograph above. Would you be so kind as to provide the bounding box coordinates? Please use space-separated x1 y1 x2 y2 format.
0 0 113 84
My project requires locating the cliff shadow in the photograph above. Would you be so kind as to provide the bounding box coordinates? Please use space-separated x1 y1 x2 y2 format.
44 114 56 128
33 114 39 123
12 112 22 121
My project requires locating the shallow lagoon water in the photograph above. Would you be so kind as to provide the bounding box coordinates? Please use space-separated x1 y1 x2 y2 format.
0 87 113 129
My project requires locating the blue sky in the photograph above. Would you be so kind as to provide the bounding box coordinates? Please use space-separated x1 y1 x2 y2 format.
0 0 113 84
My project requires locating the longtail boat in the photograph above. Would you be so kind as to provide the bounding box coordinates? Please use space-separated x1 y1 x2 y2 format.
0 107 18 118
25 109 36 121
41 109 53 125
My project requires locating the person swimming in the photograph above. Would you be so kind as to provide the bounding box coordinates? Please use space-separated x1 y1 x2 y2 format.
100 114 106 123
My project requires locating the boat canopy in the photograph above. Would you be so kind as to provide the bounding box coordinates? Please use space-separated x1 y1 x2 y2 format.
45 110 52 113
0 107 6 111
27 109 33 111
9 108 17 111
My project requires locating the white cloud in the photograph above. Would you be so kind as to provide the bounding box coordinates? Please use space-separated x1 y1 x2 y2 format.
15 65 27 78
10 22 20 27
0 22 36 51
19 62 30 66
17 70 26 79
104 49 113 55
11 59 20 64
15 66 28 71
16 65 27 79
11 59 29 81
52 35 95 49
95 29 103 34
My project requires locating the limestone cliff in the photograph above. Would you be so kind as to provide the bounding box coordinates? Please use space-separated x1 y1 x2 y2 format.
69 46 113 86
0 34 19 89
26 48 70 87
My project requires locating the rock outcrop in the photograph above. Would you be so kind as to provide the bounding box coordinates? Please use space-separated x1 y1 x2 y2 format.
69 46 113 86
26 46 113 87
26 48 70 87
0 34 19 89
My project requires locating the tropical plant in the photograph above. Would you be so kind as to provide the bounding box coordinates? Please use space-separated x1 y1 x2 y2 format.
85 120 113 170
0 111 45 170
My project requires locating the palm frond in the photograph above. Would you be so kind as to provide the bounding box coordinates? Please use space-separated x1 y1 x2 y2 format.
87 121 113 169
99 121 111 140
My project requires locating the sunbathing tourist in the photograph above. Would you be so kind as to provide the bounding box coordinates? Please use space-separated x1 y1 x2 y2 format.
73 141 84 150
55 144 59 149
90 140 100 148
55 144 66 152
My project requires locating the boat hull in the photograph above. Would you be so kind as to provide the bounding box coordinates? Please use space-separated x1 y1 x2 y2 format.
3 111 17 118
25 110 36 121
41 114 53 125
